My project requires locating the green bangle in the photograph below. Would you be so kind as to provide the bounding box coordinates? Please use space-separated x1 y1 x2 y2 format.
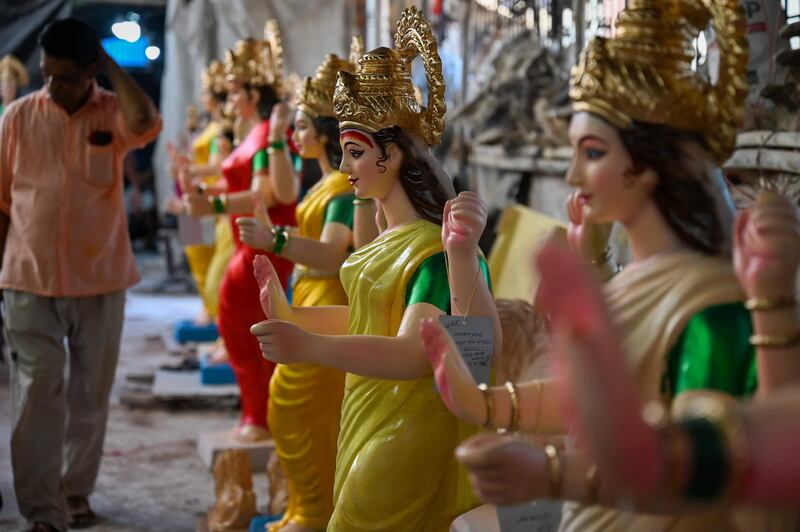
211 195 226 214
273 226 288 255
268 140 286 151
680 417 730 502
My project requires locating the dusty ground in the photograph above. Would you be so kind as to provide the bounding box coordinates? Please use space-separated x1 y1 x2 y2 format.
0 255 269 532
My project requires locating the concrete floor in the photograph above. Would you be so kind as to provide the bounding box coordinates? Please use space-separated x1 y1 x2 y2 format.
0 255 269 531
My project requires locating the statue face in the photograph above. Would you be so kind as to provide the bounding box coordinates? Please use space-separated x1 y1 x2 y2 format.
201 87 219 115
339 129 395 200
227 79 257 120
292 110 323 160
566 112 655 225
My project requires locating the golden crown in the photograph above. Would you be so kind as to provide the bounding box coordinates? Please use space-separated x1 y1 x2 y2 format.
569 0 749 163
263 19 284 93
0 54 28 87
225 38 268 86
297 36 363 119
201 60 226 95
333 6 446 146
223 19 283 90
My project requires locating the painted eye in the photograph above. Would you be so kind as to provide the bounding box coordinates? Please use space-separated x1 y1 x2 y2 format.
349 150 363 159
585 148 605 160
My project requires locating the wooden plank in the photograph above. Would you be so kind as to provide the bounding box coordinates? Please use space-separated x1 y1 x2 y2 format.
152 369 240 399
725 148 800 175
197 429 275 471
734 131 800 150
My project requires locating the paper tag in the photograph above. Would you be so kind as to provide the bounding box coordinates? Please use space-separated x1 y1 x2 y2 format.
178 215 217 246
496 500 562 532
200 216 217 245
438 315 493 384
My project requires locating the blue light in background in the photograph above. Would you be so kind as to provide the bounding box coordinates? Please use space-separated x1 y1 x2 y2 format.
101 36 151 68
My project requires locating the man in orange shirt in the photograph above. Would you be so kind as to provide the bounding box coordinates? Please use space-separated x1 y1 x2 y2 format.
0 18 161 532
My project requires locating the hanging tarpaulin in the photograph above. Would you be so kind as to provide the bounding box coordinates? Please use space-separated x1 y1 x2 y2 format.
0 0 71 95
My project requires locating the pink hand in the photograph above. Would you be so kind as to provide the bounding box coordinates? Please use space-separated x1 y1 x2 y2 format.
733 192 800 299
253 255 278 318
535 242 664 493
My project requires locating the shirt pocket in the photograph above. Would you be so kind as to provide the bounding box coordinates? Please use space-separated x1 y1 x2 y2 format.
85 144 116 187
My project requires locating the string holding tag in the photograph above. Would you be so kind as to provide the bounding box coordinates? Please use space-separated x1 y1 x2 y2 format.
444 249 482 323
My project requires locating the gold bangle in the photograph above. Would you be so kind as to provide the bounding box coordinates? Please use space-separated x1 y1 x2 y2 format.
505 381 519 432
270 226 279 251
281 227 291 253
531 380 543 433
586 246 612 266
745 295 798 311
584 464 600 505
544 444 563 499
478 383 494 429
749 331 800 348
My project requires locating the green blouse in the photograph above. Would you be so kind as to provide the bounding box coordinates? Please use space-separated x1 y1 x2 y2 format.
405 252 491 313
323 194 356 229
662 302 757 398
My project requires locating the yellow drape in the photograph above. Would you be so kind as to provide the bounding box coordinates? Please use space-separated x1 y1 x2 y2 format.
329 219 477 532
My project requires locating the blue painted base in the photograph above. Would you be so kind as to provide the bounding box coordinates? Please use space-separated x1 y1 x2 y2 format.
199 356 237 385
173 319 218 344
249 514 283 532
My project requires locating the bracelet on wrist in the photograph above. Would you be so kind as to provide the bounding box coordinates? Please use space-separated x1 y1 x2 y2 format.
478 383 494 430
210 194 226 214
749 331 800 348
268 139 286 152
544 444 563 499
353 197 375 206
744 295 798 311
671 395 751 503
584 464 600 505
273 226 289 255
586 246 613 266
503 381 520 432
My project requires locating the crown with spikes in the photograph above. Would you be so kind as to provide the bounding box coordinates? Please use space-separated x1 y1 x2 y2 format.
0 55 28 87
225 38 269 86
201 60 226 95
262 19 284 94
333 6 446 146
296 36 363 119
569 0 749 163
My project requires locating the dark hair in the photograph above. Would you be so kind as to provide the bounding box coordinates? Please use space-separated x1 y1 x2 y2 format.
212 90 228 103
39 17 99 70
619 121 723 256
373 126 453 225
312 116 343 169
244 83 279 120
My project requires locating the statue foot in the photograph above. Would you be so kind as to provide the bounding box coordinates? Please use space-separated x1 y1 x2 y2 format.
233 424 271 443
